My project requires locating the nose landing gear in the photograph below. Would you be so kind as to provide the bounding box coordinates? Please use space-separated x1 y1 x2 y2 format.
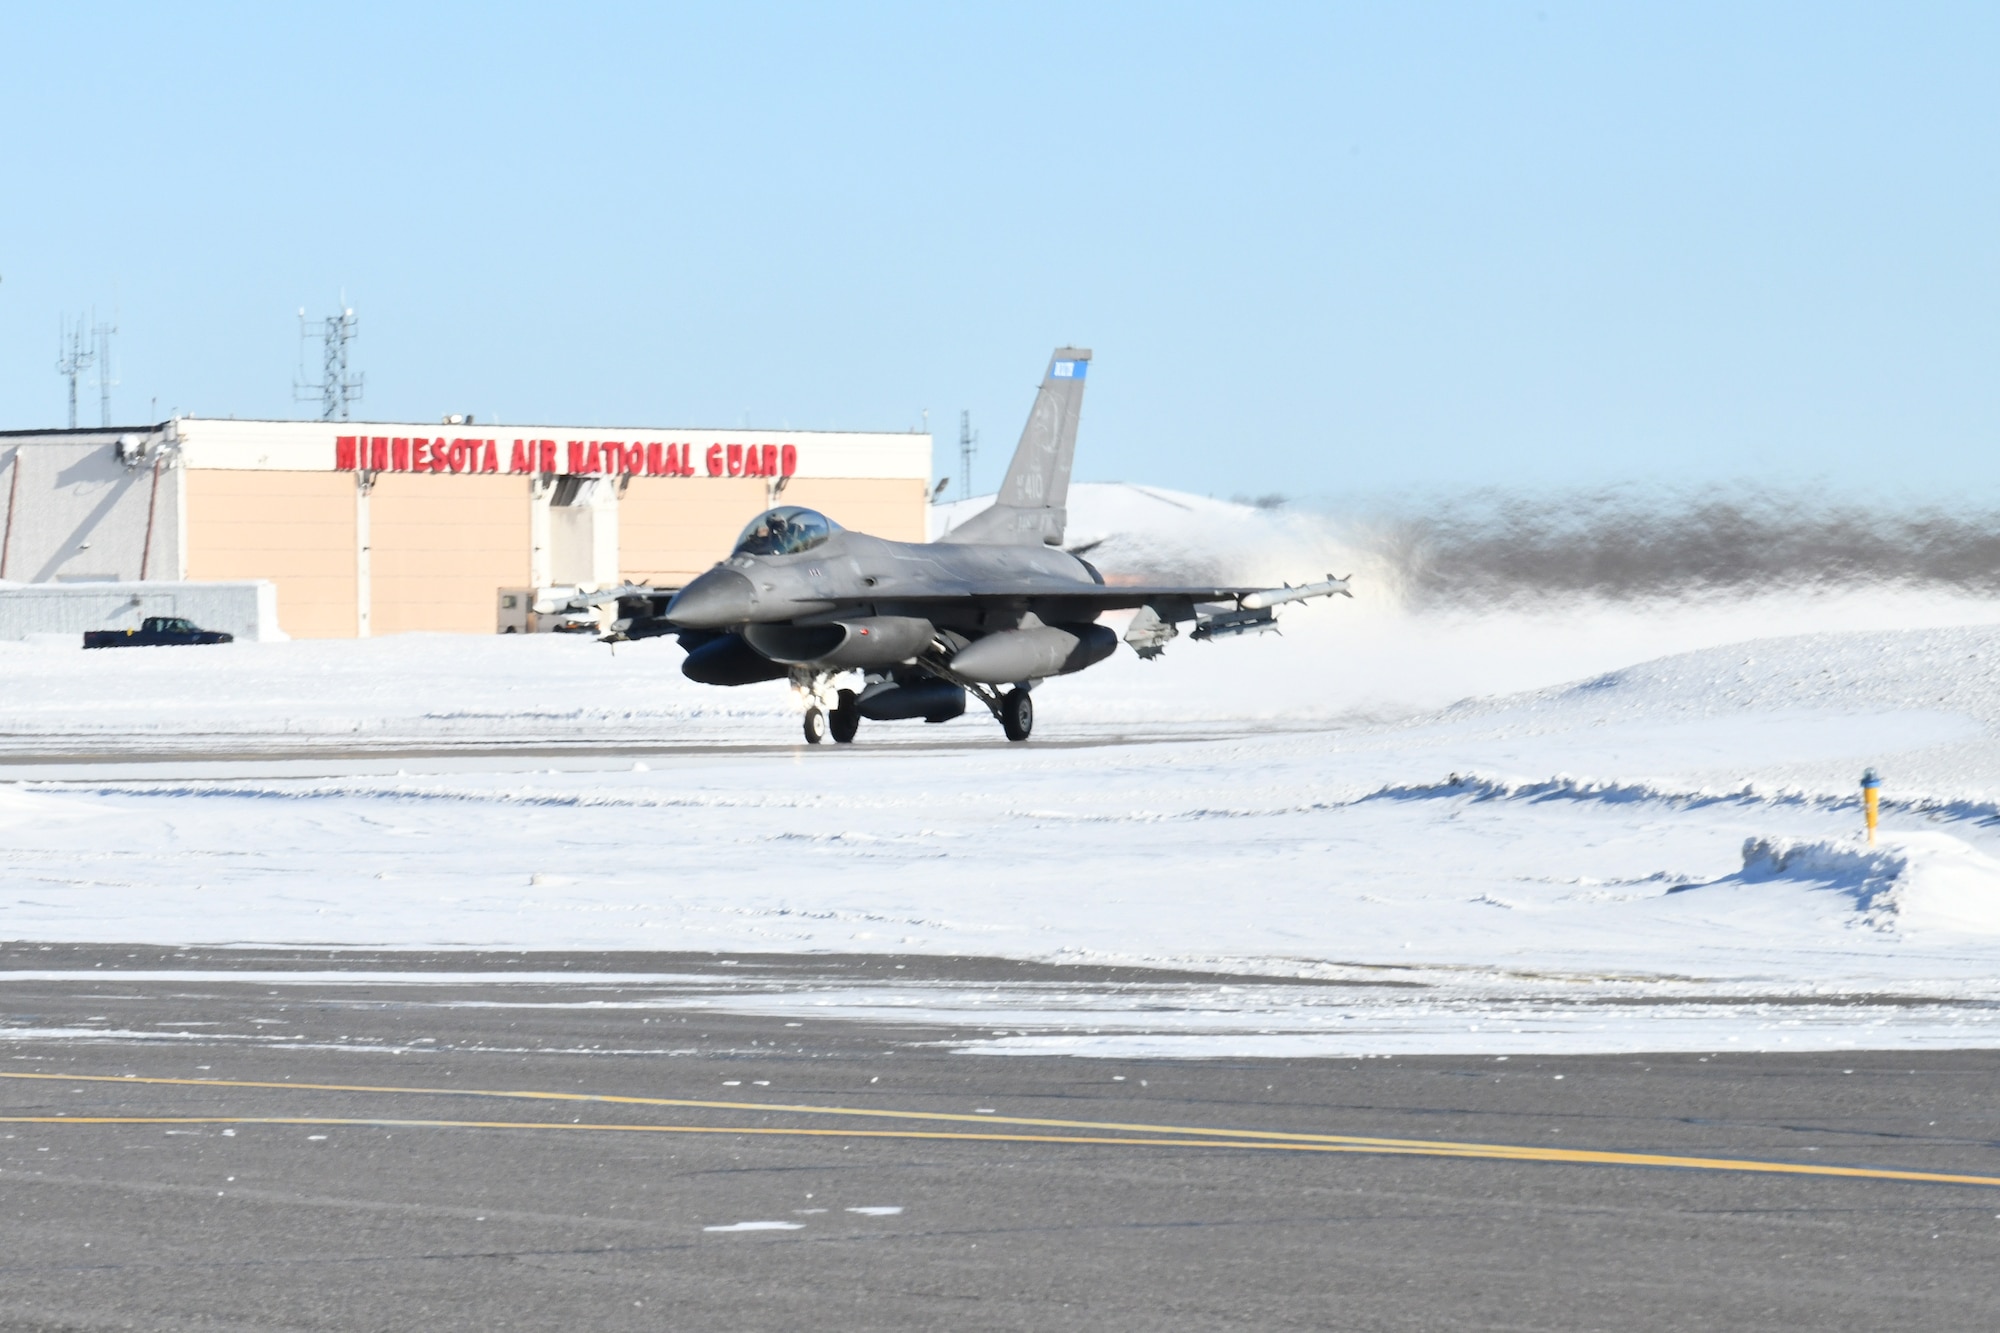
802 687 861 746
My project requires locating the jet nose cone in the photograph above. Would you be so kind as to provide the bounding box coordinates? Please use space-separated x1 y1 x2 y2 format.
667 567 757 627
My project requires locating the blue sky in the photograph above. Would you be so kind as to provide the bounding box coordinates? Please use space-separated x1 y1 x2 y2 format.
3 3 1997 502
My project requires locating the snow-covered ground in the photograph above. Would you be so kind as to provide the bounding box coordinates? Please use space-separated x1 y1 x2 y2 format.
8 484 2000 1057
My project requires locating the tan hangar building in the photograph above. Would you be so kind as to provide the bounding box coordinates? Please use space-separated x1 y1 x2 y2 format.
0 418 932 638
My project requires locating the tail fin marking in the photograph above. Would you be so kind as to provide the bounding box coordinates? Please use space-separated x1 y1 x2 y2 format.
942 347 1091 546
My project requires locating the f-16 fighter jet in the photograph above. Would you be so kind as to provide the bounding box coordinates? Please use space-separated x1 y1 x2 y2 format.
664 348 1350 743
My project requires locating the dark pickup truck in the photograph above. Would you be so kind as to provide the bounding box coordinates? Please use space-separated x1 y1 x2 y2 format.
83 616 235 649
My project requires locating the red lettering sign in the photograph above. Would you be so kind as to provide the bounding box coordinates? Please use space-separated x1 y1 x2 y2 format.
339 432 783 481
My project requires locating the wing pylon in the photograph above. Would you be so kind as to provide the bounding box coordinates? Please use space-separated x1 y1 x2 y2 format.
1125 574 1351 659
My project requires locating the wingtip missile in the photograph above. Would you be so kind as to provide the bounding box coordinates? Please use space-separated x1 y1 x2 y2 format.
1238 574 1352 611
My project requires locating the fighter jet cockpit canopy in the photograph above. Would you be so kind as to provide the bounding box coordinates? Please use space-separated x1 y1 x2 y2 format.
731 506 841 558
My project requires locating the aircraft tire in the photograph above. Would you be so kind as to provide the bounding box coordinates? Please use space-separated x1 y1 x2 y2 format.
1000 687 1034 742
829 690 860 744
803 707 829 745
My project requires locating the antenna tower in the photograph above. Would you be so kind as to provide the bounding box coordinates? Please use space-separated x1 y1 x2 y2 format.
93 314 117 427
55 316 95 429
958 410 979 499
294 302 363 421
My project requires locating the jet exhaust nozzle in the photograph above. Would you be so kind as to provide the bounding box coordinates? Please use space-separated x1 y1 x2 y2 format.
743 616 935 668
948 623 1117 683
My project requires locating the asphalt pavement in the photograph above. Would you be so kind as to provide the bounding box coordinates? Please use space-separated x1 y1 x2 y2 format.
1 945 1996 1332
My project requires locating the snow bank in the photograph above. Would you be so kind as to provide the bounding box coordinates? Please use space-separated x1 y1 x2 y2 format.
11 602 2000 1051
1737 833 2000 934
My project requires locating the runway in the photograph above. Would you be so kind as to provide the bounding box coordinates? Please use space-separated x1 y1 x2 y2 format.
0 722 1292 785
3 949 1998 1330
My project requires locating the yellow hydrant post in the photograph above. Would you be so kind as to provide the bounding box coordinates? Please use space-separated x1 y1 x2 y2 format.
1861 768 1881 846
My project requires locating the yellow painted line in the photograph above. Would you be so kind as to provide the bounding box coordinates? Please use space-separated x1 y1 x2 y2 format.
0 1114 1339 1151
0 1070 1609 1152
5 1072 1998 1189
4 1115 2000 1186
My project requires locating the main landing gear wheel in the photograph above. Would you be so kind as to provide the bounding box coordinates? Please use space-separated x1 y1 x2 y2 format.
1000 687 1034 742
803 706 829 745
829 689 860 744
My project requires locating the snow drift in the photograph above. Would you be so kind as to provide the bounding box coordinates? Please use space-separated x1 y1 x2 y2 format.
1735 833 2000 934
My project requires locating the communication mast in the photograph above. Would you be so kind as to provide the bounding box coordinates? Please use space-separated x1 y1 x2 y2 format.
958 410 979 499
93 315 117 427
55 316 95 430
294 302 363 421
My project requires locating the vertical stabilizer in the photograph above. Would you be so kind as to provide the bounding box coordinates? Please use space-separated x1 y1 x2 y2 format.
940 347 1090 546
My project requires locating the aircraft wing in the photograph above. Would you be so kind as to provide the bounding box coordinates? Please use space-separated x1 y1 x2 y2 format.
876 575 1353 657
881 574 1350 614
883 584 1262 609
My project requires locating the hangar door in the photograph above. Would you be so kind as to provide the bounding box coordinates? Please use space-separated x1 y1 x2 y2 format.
369 473 531 635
